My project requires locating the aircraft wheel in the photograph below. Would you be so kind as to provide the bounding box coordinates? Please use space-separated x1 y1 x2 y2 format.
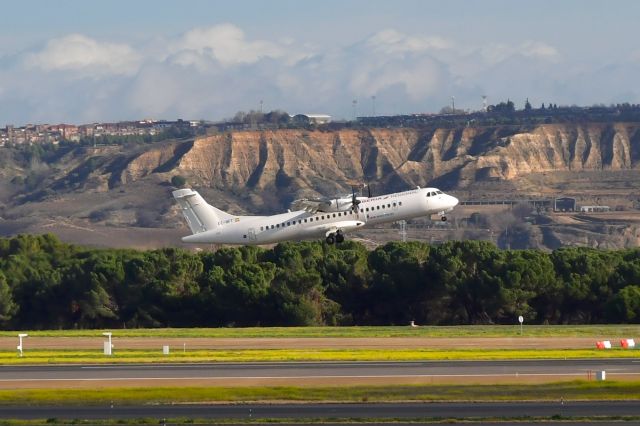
335 233 345 243
325 234 335 245
440 216 447 222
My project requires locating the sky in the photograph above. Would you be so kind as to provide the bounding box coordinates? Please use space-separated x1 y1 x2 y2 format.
1 0 639 125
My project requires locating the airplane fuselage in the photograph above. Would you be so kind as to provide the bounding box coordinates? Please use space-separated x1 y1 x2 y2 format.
179 187 458 245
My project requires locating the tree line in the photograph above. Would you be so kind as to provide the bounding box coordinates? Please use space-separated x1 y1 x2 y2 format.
0 234 638 330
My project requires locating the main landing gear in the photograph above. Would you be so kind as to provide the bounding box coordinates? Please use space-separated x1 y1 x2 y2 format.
326 231 345 245
440 215 448 222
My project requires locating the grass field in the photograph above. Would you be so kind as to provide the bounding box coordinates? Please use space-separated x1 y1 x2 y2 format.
0 381 638 405
0 347 638 364
0 324 639 338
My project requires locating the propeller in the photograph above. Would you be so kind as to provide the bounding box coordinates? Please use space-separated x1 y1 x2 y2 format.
351 186 361 212
365 182 372 198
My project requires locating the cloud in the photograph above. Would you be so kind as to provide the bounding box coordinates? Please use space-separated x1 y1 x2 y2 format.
365 29 453 54
477 41 560 67
24 34 140 76
1 25 639 124
167 24 291 66
519 41 560 60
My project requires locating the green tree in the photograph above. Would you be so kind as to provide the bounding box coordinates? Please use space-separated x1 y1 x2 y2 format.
607 285 640 322
367 242 430 324
171 175 187 187
0 272 17 324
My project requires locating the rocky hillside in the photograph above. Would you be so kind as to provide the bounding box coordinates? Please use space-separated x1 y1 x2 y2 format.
135 123 640 199
1 122 640 248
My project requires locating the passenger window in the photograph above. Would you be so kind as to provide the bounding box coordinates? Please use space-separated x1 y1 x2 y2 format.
399 201 402 206
287 222 290 226
393 203 396 207
276 224 280 228
260 226 263 231
271 225 274 229
333 213 336 218
387 204 391 208
377 206 380 210
321 215 325 220
382 205 385 209
304 219 307 223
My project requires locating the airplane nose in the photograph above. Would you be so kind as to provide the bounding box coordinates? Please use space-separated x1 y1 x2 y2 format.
450 195 459 207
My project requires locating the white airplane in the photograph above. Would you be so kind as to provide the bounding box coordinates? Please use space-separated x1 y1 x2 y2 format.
173 186 459 245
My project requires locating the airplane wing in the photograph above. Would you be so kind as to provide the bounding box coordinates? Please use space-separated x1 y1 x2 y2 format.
291 198 331 213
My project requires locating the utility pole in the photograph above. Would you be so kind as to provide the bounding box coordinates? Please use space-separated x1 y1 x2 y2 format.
371 95 376 116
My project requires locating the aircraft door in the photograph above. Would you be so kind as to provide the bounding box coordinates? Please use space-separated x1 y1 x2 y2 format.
248 228 257 241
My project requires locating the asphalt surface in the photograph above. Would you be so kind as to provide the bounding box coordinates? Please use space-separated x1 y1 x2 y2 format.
1 360 638 422
0 359 639 383
0 401 639 420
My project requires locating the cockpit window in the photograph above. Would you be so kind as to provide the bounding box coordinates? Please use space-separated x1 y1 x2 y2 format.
436 190 443 194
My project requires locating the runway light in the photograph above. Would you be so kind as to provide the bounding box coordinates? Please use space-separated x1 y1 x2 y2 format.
17 333 28 357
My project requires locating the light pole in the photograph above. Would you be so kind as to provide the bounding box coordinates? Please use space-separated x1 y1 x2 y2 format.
17 333 28 357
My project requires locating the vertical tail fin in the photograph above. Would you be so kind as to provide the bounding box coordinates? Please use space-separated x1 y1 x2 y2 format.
172 188 234 234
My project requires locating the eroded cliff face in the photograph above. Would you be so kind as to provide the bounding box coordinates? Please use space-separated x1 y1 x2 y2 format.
12 123 639 211
115 123 640 202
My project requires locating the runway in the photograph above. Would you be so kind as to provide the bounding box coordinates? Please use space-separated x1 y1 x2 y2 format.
0 401 639 421
0 359 639 388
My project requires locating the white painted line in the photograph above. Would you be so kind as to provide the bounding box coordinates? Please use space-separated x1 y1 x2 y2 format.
2 372 640 382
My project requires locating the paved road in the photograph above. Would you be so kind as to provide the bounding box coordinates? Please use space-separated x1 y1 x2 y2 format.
0 359 638 385
0 401 638 421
